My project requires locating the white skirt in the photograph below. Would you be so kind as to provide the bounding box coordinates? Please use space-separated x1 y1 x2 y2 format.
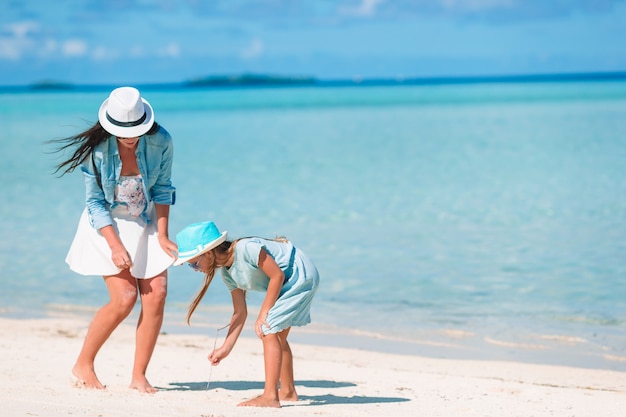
65 203 174 278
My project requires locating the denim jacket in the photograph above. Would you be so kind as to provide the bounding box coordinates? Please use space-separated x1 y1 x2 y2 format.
80 125 176 230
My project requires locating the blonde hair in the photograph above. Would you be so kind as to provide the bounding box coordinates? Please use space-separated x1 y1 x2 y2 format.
186 244 228 324
185 236 289 324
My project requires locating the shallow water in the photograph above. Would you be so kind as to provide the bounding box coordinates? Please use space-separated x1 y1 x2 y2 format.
1 81 625 369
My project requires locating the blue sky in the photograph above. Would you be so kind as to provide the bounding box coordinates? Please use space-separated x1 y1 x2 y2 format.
2 0 626 86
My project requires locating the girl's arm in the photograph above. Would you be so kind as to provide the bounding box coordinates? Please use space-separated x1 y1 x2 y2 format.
209 288 247 365
155 203 177 258
255 249 285 338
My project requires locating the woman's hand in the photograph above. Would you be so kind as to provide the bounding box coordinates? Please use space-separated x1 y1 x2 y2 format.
111 244 132 269
158 235 178 259
100 225 132 269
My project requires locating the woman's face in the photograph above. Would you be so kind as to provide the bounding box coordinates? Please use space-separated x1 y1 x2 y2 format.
116 136 140 150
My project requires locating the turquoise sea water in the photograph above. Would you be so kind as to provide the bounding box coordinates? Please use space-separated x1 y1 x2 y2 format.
1 81 625 370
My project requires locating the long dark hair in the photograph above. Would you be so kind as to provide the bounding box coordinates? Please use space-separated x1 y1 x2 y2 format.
48 121 160 176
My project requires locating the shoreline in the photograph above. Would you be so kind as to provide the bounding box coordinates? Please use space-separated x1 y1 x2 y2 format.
0 315 624 417
4 302 626 373
161 319 626 372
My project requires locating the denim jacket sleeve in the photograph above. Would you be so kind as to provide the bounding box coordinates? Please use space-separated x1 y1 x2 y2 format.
144 127 176 206
81 150 114 230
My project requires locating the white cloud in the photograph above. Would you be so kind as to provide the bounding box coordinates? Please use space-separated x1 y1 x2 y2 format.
159 42 180 57
440 0 516 12
38 39 58 57
340 0 386 17
130 45 145 57
63 39 87 57
0 39 21 60
0 21 38 60
240 38 264 59
91 46 117 61
6 21 39 38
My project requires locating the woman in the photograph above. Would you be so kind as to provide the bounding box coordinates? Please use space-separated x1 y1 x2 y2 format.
174 221 319 407
51 86 177 393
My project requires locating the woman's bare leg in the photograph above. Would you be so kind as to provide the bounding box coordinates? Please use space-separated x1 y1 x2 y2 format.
238 332 282 408
277 328 298 401
129 272 167 393
72 270 138 389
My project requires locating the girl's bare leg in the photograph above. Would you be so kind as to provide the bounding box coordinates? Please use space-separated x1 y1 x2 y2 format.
238 332 282 408
277 328 298 401
130 272 168 393
72 270 138 389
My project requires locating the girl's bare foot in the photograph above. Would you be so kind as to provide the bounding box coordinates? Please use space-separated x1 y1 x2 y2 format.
130 375 158 394
72 364 105 389
279 389 298 402
238 395 281 408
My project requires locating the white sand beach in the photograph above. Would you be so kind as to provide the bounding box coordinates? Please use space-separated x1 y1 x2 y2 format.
0 316 624 417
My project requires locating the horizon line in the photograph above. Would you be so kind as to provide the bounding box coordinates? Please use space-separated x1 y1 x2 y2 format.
2 70 626 91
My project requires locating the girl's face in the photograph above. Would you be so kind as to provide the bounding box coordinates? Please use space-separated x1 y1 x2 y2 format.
116 136 139 150
188 252 211 272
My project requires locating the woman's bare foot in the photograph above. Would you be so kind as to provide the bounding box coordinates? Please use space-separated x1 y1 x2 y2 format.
279 389 298 402
130 375 158 394
72 364 105 389
238 395 281 408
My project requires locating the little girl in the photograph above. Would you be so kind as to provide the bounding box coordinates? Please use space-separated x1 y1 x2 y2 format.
174 221 320 408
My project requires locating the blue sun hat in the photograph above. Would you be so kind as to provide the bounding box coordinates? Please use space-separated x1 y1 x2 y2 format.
174 221 228 266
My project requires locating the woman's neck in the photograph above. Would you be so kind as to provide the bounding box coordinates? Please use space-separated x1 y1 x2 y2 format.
118 143 140 176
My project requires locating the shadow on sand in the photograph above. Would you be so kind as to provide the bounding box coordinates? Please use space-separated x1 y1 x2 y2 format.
160 379 354 391
159 379 410 405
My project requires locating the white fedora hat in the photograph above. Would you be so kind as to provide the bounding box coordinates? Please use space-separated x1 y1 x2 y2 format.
98 87 155 138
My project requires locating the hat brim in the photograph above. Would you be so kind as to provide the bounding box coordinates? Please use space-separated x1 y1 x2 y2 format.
98 97 155 138
173 231 228 266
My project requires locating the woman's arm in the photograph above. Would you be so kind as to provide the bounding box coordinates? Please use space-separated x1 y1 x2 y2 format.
82 153 114 230
209 288 247 365
83 151 129 268
149 128 176 206
155 203 177 258
99 224 131 269
255 249 285 338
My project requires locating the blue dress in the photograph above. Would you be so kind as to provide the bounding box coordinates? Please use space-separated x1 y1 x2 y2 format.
221 238 320 335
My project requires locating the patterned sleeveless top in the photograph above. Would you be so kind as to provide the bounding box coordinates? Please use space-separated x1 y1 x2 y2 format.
114 175 147 217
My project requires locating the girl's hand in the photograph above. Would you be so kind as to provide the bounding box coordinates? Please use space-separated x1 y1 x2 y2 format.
255 311 270 338
208 346 229 366
158 236 178 259
111 244 132 269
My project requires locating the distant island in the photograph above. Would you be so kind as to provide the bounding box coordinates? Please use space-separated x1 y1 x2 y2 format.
184 74 317 87
3 71 626 93
29 80 74 90
182 71 626 88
